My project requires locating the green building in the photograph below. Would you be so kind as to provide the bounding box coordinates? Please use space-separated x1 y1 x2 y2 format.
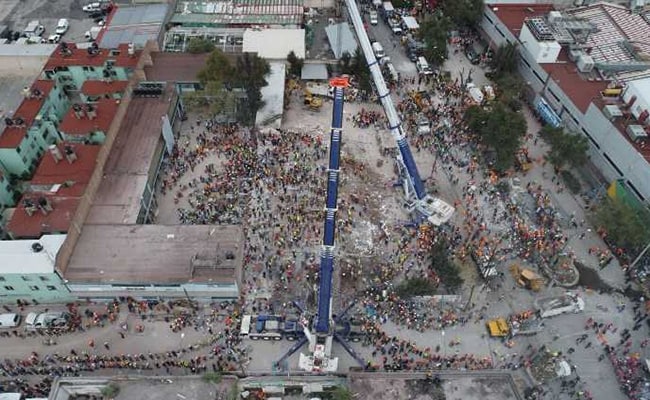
0 80 68 176
0 234 73 304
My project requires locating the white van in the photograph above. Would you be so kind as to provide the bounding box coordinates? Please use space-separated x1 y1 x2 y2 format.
416 56 433 75
369 10 378 25
239 315 252 337
0 313 21 329
372 42 385 60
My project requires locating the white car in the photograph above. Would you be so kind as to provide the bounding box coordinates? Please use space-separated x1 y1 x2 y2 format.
83 2 101 12
55 18 69 34
48 34 61 43
0 313 21 329
25 312 68 330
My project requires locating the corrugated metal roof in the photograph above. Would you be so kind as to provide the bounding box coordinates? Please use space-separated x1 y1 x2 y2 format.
109 4 168 26
172 0 302 25
325 22 358 59
301 63 328 80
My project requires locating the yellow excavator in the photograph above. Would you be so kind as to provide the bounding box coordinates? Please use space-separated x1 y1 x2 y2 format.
510 264 545 292
304 89 323 111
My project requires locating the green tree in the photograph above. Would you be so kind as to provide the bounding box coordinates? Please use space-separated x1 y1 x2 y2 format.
331 386 354 400
351 48 372 93
540 125 589 170
489 43 519 79
286 50 304 77
231 53 271 126
192 50 237 116
187 37 215 54
100 383 120 399
441 0 485 29
593 198 650 252
419 12 450 65
339 51 354 75
396 277 437 298
465 103 527 171
430 239 463 292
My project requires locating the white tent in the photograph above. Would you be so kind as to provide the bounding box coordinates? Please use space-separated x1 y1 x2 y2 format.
402 16 419 30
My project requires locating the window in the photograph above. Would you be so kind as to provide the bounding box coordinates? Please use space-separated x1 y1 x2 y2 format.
495 26 505 37
548 89 560 103
603 153 623 176
0 277 5 281
4 286 14 291
46 285 57 291
110 50 121 56
21 276 31 281
484 13 493 24
29 286 39 291
532 70 544 83
582 128 600 149
39 276 49 281
16 146 21 154
42 130 48 139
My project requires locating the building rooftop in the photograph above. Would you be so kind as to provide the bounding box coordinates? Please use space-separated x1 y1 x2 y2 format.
0 234 66 274
99 3 168 49
7 195 80 239
540 49 607 113
242 28 305 59
0 80 56 148
490 3 555 37
59 98 119 136
49 377 238 400
64 224 243 284
30 143 100 197
171 0 303 26
86 85 175 224
567 2 650 82
144 52 210 82
80 80 129 96
44 43 140 70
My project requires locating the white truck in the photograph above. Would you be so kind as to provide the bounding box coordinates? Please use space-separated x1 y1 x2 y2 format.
23 20 45 38
84 26 103 41
467 83 484 104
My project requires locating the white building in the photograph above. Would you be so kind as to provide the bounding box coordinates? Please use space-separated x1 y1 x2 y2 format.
481 2 650 203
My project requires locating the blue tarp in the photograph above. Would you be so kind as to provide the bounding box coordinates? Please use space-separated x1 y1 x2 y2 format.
536 97 562 128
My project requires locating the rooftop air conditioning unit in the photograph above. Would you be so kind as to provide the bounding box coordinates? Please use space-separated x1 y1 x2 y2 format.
626 124 648 142
577 54 594 73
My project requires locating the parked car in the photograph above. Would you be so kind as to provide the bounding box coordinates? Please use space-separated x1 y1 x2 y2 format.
55 18 69 35
25 312 69 330
465 48 480 64
0 313 21 329
83 2 102 12
48 34 61 43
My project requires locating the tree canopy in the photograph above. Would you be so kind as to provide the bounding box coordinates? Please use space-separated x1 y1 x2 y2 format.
540 125 589 170
489 43 519 78
429 238 463 292
419 12 450 65
196 50 270 126
339 49 372 93
465 103 527 171
187 37 215 54
593 198 650 252
286 51 304 77
441 0 484 29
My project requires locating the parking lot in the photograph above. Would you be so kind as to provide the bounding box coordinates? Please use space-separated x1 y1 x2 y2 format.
1 0 99 43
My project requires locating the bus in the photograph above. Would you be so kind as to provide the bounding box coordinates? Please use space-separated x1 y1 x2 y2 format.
239 315 252 337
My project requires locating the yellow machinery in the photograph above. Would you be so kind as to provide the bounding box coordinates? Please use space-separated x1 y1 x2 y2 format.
486 318 510 337
303 90 323 111
514 149 532 173
510 264 545 292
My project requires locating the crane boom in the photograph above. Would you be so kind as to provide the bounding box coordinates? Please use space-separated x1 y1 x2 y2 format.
345 0 455 225
315 78 348 334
